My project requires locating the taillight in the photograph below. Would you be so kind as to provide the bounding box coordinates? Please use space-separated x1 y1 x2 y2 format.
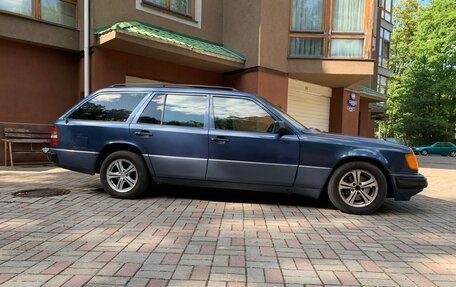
51 125 58 147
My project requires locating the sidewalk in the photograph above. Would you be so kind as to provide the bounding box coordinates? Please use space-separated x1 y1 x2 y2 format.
0 162 455 286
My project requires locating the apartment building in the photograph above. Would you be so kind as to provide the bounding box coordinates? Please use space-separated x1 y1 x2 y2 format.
0 0 391 138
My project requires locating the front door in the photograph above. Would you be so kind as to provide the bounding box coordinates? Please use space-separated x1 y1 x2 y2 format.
206 95 300 186
130 93 209 180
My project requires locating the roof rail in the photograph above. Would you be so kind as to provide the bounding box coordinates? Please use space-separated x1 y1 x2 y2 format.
109 83 238 91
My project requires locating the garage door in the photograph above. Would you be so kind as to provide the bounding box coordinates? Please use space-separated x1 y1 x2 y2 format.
125 75 169 85
287 78 332 132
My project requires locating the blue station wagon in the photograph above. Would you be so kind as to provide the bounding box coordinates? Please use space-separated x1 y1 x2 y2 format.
44 85 427 214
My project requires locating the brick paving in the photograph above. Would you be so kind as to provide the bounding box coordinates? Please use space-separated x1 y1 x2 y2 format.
0 157 455 286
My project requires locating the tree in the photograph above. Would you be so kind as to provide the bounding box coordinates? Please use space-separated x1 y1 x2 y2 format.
384 0 456 145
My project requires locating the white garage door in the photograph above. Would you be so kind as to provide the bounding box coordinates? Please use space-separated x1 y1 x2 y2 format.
287 78 332 132
125 75 169 85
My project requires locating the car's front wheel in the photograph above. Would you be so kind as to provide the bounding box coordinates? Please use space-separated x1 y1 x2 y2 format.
328 162 387 215
449 151 456 157
100 151 150 199
420 149 428 156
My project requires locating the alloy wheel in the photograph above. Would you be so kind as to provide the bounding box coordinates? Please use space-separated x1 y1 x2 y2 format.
106 159 138 193
338 169 378 208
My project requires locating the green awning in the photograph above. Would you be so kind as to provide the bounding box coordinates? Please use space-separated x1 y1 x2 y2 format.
360 86 387 99
95 21 245 63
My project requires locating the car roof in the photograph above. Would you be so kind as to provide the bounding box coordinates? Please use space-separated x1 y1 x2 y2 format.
96 84 256 98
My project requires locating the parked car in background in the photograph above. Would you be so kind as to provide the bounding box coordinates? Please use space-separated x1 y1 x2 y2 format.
43 85 427 215
381 138 406 146
412 142 456 157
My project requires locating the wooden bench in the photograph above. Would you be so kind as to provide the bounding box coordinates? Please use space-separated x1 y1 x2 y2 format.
2 127 51 167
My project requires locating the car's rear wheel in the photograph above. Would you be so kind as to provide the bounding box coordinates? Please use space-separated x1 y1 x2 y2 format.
449 151 456 157
328 162 387 215
420 149 428 156
100 151 150 199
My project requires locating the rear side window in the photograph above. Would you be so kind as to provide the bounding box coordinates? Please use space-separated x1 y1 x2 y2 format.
138 94 207 128
138 95 164 124
68 93 147 122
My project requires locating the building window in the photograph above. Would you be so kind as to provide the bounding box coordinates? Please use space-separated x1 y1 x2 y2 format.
0 0 32 16
330 39 364 57
378 28 391 68
377 75 388 95
142 0 193 18
291 0 324 32
332 0 364 32
41 0 77 28
289 0 367 58
290 38 323 57
0 0 77 28
380 0 392 23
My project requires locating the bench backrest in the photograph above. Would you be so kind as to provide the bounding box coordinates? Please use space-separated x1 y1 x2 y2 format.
4 127 51 139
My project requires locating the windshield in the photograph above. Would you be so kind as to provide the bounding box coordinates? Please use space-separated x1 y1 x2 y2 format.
259 97 307 131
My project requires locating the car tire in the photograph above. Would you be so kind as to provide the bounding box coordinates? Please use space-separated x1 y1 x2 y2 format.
100 151 150 199
327 162 387 215
420 149 428 156
450 151 456 157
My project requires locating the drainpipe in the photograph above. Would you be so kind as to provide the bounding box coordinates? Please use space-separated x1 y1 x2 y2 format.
84 0 90 97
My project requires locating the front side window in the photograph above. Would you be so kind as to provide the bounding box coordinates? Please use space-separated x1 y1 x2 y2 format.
213 97 275 133
162 95 206 128
0 0 32 16
142 0 192 17
41 0 77 27
69 93 147 122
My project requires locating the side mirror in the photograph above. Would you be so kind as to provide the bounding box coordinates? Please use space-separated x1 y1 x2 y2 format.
272 121 288 136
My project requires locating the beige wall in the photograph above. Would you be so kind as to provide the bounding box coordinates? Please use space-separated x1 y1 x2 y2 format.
222 0 261 68
91 0 223 46
258 0 290 72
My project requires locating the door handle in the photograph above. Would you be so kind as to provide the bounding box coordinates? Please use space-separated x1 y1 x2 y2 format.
134 130 153 137
211 136 229 143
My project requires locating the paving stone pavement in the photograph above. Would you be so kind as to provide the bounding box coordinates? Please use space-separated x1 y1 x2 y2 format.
0 157 455 287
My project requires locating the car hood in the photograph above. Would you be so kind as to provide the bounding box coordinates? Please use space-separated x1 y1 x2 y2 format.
301 130 411 153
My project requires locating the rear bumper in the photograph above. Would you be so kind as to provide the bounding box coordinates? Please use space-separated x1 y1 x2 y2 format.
42 147 97 175
391 173 428 201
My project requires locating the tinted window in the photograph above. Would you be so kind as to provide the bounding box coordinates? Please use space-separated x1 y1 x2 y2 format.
213 97 275 133
138 95 165 124
436 143 451 147
69 93 146 122
162 95 207 128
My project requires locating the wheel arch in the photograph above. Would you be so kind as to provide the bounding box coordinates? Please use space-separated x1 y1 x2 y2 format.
324 155 394 198
95 142 148 174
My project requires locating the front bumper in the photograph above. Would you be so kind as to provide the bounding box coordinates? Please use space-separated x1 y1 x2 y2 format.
391 173 428 201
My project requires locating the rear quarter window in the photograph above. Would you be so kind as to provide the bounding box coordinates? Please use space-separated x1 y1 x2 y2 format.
68 93 147 122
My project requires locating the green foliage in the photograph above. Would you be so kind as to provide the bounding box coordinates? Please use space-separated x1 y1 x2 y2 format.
384 0 456 146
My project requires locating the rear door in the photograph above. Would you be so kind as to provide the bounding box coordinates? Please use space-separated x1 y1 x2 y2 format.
206 95 300 186
130 93 209 180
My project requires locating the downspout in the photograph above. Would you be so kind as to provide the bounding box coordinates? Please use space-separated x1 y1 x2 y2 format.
84 0 89 97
